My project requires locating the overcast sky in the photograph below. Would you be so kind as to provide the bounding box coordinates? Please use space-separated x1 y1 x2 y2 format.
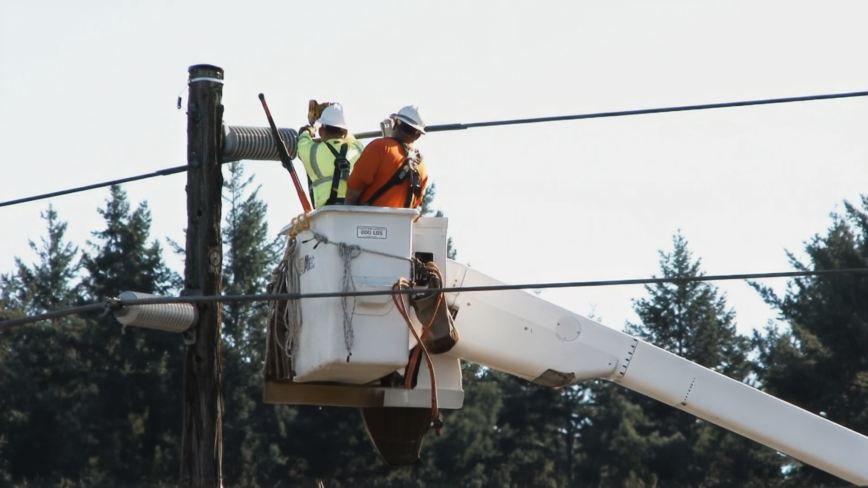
1 1 866 336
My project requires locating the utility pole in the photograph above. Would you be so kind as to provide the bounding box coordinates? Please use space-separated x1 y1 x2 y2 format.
181 64 224 488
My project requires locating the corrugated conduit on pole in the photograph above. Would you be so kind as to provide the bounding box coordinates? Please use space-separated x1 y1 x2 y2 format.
224 125 298 162
114 291 198 333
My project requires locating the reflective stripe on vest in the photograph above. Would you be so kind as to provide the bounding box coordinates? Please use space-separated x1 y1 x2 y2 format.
306 140 352 207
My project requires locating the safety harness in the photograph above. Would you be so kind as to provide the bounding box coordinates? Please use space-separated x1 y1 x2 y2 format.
323 142 351 205
362 140 422 208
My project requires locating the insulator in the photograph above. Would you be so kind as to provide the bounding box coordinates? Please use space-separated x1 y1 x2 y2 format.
113 291 197 333
224 125 298 162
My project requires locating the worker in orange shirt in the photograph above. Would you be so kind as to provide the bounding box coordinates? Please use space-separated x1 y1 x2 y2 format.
344 105 428 208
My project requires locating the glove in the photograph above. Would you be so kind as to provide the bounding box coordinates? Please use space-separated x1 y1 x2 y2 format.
379 118 395 137
307 100 335 126
298 125 315 137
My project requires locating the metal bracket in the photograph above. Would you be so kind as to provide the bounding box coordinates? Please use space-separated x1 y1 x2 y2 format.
180 289 202 345
183 328 197 346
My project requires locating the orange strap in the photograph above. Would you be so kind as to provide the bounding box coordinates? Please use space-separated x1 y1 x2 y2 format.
404 264 445 389
392 277 443 435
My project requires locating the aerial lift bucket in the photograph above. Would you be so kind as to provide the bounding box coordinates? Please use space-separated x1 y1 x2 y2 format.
264 206 463 465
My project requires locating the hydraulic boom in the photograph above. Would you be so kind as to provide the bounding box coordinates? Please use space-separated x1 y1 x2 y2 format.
442 260 868 486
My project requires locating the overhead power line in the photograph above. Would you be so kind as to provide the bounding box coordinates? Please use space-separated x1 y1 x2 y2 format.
2 89 867 209
0 166 187 208
422 89 868 132
0 303 106 330
2 267 866 331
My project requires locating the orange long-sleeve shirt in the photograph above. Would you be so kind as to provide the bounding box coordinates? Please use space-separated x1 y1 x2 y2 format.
347 138 428 208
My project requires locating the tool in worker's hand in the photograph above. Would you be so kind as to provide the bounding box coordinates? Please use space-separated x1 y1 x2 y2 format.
259 93 313 213
379 118 394 137
307 100 335 126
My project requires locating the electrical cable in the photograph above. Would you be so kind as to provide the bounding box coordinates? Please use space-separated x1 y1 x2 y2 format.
424 90 868 132
0 165 187 208
2 267 866 331
0 303 106 330
2 89 867 209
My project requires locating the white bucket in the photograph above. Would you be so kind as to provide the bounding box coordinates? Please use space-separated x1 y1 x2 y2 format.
281 206 418 384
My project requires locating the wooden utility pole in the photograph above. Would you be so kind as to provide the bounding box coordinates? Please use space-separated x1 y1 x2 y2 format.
181 64 224 488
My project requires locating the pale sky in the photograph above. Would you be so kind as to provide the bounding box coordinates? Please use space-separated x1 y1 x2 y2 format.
1 1 866 337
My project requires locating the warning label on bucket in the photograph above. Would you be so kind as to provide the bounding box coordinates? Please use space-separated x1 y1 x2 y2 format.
357 226 387 239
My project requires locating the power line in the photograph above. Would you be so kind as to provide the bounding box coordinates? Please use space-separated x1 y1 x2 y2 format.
345 90 868 138
2 267 866 331
0 165 187 208
2 89 867 209
0 303 106 330
425 89 868 132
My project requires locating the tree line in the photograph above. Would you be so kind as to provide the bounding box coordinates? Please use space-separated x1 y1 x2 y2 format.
1 163 867 487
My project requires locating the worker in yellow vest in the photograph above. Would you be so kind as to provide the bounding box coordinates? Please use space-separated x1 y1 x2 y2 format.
297 103 364 208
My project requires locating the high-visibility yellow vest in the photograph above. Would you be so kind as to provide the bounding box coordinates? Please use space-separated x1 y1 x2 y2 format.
297 132 364 208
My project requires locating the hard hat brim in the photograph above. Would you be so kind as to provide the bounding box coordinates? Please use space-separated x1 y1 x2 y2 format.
319 121 348 130
392 114 426 134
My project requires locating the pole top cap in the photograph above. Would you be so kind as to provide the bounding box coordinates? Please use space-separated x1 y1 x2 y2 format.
188 64 224 79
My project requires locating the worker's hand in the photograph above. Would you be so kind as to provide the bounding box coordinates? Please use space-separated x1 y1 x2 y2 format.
307 100 319 126
307 100 335 126
298 125 315 136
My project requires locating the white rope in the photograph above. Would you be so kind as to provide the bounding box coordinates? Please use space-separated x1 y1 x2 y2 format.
270 230 412 365
307 232 413 263
264 237 303 380
283 239 302 365
266 239 292 379
338 243 361 361
303 231 414 361
305 231 410 361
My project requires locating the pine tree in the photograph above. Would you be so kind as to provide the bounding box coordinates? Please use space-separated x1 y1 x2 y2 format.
752 196 868 486
482 370 571 487
417 362 504 486
76 185 182 486
626 232 751 375
575 380 664 487
219 162 294 486
81 185 179 296
0 207 99 484
2 206 81 313
578 233 784 487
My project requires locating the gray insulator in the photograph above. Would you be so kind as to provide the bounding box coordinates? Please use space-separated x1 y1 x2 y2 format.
224 125 298 163
114 291 198 333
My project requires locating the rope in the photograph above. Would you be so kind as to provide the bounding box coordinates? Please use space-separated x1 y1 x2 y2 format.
338 243 362 360
280 225 413 362
265 238 297 379
405 263 447 392
305 232 413 263
302 229 413 361
286 213 311 239
284 241 302 363
392 277 441 435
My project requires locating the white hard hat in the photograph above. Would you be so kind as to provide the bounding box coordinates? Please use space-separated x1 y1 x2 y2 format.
318 104 348 130
392 105 425 134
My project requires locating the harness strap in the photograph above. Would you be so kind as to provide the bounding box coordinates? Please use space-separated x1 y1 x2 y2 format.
323 142 350 205
362 140 422 208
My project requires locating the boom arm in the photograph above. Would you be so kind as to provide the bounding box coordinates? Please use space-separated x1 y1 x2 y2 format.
442 260 868 485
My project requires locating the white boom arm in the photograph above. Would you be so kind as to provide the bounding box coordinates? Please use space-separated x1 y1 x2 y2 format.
443 260 868 485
